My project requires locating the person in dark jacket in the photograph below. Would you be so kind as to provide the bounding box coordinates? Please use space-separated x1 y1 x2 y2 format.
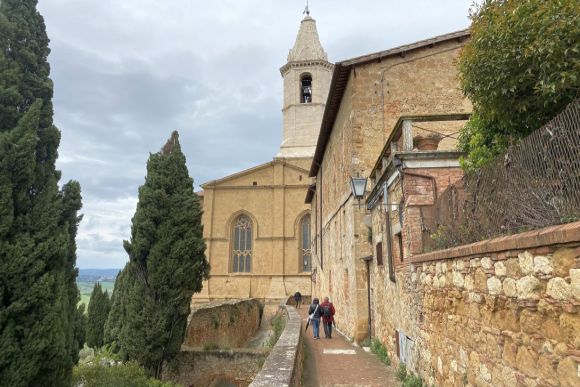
308 298 322 339
320 296 336 338
293 291 302 309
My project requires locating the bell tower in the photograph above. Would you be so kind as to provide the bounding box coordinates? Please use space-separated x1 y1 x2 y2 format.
276 12 333 159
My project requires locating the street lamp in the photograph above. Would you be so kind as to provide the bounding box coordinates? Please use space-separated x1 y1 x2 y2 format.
350 176 367 208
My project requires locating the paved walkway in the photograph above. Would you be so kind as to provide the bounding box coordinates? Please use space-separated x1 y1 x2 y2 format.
298 308 398 387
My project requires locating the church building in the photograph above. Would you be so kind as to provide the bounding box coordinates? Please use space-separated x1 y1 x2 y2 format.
192 13 332 303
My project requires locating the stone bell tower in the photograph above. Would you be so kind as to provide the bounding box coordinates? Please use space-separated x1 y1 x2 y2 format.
276 12 333 159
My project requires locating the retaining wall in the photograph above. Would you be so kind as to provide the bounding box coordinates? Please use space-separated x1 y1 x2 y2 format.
183 298 262 348
163 348 268 387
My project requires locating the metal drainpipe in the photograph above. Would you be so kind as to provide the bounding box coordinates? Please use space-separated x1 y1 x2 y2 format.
383 182 394 281
365 256 372 341
319 165 323 271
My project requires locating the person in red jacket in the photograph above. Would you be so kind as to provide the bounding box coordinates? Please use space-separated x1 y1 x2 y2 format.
320 296 335 339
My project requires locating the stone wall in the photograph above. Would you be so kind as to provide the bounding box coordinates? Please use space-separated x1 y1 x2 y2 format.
370 222 580 387
163 349 269 387
250 305 304 387
311 36 472 343
183 299 262 348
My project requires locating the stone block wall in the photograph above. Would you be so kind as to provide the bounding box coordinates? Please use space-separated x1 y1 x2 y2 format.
163 349 269 387
371 222 580 387
183 299 262 348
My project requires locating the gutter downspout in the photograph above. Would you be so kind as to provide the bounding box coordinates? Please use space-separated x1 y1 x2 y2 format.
383 182 396 283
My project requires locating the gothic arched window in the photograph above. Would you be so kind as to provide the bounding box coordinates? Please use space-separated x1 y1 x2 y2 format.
300 74 312 103
232 215 252 273
300 214 311 271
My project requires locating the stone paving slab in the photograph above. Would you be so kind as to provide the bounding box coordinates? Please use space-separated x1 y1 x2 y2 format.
300 308 398 387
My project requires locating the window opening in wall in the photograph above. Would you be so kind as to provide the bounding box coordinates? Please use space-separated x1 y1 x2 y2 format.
300 214 312 271
232 215 252 272
376 241 383 266
300 74 312 103
397 233 404 262
252 181 257 186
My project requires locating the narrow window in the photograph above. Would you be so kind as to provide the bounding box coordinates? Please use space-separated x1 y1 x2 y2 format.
232 215 252 273
300 74 312 103
376 241 383 266
300 214 311 271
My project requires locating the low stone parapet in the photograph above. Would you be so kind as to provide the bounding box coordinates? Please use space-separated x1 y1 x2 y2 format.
250 305 304 387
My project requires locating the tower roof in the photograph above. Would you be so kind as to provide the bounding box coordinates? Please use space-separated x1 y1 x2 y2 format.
287 15 328 62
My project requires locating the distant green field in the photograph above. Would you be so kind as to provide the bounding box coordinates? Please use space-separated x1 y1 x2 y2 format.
77 280 115 308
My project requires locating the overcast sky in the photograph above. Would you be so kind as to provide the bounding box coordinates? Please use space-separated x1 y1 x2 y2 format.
37 0 473 269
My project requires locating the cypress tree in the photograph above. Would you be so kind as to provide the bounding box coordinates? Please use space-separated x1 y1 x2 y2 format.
76 303 87 352
104 264 132 358
114 131 209 377
60 180 83 365
0 1 82 384
86 283 110 349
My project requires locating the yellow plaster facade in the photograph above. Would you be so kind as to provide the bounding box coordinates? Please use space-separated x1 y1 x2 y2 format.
193 15 332 303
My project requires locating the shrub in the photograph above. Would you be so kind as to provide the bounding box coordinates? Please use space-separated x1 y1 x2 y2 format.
73 361 180 387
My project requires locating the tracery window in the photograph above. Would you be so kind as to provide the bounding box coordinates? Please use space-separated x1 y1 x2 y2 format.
232 215 252 273
300 214 311 271
300 74 312 103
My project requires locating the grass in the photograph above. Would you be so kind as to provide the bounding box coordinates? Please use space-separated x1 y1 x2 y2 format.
395 363 423 387
370 338 391 366
202 342 219 351
264 313 285 349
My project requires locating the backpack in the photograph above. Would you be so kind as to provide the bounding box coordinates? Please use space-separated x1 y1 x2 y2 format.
322 304 331 318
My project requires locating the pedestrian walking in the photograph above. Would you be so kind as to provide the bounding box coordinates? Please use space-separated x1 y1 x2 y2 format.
294 291 302 309
320 296 335 339
308 297 322 339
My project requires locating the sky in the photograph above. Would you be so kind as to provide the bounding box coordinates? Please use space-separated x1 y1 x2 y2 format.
37 0 473 269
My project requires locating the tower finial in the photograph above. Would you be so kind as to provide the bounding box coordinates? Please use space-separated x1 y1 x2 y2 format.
303 0 310 16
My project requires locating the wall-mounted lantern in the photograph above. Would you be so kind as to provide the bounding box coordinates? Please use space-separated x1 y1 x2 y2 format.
350 177 367 208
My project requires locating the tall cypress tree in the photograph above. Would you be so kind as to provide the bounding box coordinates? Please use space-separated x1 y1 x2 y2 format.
60 180 83 365
86 283 110 349
112 131 209 377
104 264 132 358
0 1 82 385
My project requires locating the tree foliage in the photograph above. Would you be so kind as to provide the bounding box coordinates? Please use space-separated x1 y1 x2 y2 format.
86 283 111 349
106 132 209 377
458 0 580 170
104 265 133 357
0 1 82 385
